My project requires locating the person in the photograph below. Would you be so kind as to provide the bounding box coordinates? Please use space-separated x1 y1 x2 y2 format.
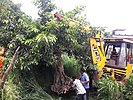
72 76 87 100
80 67 89 100
126 52 131 64
0 47 5 78
110 48 119 65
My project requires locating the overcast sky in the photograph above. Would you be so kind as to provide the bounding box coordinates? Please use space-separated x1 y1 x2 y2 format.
12 0 133 34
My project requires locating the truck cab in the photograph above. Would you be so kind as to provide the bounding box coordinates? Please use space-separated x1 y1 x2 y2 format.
90 33 133 81
105 38 133 67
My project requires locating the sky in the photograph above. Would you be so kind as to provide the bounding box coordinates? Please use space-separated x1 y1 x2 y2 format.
12 0 133 34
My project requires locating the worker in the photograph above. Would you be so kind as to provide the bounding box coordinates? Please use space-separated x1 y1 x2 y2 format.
80 67 89 100
72 76 87 100
110 47 119 65
126 52 131 64
0 47 5 78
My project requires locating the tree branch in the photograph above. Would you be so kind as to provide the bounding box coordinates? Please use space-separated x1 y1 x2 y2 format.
0 46 20 89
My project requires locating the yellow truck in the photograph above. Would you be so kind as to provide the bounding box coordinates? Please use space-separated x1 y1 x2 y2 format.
90 32 133 81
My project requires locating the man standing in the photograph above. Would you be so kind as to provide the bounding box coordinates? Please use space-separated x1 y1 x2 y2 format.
72 76 87 100
80 67 89 100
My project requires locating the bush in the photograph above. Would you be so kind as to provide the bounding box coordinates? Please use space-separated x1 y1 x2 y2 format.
124 74 133 100
96 77 124 100
1 78 21 100
62 54 81 77
20 78 53 100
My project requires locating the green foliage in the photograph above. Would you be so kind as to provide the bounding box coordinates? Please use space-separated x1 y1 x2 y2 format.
34 0 56 25
104 32 111 38
0 0 56 99
88 64 98 71
88 74 133 100
0 0 57 70
63 6 86 19
90 26 106 37
96 77 124 100
0 0 23 46
0 0 102 72
62 55 81 77
124 74 133 100
20 78 53 100
2 78 21 100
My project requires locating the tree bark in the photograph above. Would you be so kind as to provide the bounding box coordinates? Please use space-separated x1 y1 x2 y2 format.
0 46 20 89
51 50 72 94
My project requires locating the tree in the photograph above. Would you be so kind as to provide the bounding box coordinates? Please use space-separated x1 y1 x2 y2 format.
0 0 56 87
34 0 92 93
0 0 59 99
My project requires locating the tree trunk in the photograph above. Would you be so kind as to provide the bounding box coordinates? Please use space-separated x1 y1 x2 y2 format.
51 50 72 94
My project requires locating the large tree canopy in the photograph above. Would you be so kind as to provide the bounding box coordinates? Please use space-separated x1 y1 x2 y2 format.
33 2 92 93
